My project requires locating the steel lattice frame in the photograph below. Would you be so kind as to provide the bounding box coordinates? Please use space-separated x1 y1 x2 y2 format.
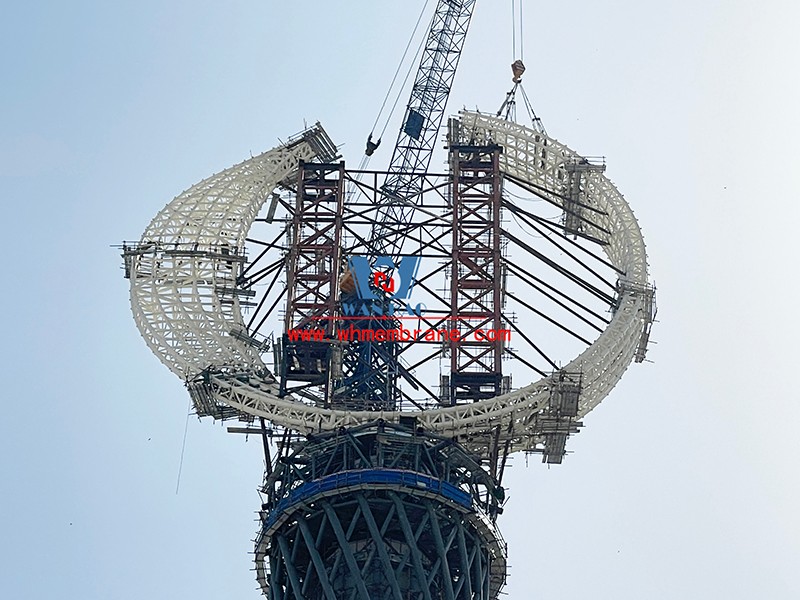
124 125 337 387
279 162 344 401
448 144 505 403
254 424 507 600
126 112 651 450
259 490 500 600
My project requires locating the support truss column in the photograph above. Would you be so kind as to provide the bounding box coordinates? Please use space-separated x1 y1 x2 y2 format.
563 158 606 237
280 161 344 398
448 145 506 403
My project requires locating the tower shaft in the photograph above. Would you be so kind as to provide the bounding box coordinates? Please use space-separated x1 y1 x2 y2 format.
255 423 507 600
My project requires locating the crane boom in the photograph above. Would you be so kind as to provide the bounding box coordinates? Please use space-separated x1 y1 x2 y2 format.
372 0 478 257
338 0 478 410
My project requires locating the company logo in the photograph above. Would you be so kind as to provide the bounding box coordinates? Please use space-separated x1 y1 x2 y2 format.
292 253 512 343
344 255 425 317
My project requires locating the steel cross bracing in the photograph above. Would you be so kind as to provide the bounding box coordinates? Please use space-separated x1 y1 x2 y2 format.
447 145 507 404
276 149 509 413
280 162 344 400
282 165 410 411
372 0 478 258
259 490 500 600
254 423 507 600
344 0 477 413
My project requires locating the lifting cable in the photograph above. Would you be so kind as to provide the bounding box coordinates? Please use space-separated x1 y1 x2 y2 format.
505 0 547 133
364 0 432 159
519 0 524 60
511 0 516 60
511 0 524 61
349 0 433 204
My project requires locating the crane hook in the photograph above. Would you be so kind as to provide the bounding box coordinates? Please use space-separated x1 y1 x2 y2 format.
511 59 526 83
365 133 382 157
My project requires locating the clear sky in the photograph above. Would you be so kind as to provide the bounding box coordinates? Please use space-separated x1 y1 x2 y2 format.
2 1 799 598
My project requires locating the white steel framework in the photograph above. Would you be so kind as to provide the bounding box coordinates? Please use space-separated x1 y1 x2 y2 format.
125 113 652 451
124 124 336 384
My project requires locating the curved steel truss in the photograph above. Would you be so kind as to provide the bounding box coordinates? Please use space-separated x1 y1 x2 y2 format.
123 124 337 381
124 113 654 457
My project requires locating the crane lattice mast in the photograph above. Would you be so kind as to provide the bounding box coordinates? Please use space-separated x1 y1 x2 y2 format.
372 0 478 258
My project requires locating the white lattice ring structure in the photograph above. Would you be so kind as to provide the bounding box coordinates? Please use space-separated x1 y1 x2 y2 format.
126 114 652 449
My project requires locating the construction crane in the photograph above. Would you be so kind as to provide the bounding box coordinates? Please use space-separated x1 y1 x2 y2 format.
124 3 655 596
370 0 478 258
333 0 480 409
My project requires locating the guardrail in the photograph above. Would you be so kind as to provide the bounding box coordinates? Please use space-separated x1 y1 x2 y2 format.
263 468 472 531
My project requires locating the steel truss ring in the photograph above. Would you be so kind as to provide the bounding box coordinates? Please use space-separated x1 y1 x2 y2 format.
128 113 650 449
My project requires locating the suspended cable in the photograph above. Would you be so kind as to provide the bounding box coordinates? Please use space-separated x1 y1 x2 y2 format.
511 0 524 60
370 0 432 138
377 16 430 141
519 84 547 134
511 0 516 59
508 208 544 239
175 398 191 495
519 0 524 60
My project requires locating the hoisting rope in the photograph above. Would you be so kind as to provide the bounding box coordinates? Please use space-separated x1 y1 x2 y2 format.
511 0 524 61
365 0 432 158
511 0 516 60
519 0 524 60
500 0 546 134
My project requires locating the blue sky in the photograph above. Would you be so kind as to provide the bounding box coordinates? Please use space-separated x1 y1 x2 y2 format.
2 1 799 598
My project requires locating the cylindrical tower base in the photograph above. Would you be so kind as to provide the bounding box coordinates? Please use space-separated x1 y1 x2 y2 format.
255 422 507 600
